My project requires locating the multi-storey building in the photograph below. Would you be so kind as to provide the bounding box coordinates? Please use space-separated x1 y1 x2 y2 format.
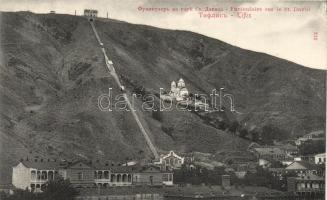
12 160 173 192
314 153 326 165
295 130 325 146
287 175 325 198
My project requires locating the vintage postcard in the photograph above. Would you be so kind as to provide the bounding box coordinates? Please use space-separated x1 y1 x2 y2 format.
0 0 326 199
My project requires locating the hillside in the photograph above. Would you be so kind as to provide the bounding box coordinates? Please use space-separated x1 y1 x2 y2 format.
0 12 325 184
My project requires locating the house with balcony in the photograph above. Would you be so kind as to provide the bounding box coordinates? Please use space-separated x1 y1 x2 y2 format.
314 153 326 165
12 159 173 192
12 159 61 192
287 174 325 197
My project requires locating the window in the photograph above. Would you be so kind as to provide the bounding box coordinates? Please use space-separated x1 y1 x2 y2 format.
98 171 102 179
149 176 153 185
77 172 83 180
31 171 36 180
162 174 169 181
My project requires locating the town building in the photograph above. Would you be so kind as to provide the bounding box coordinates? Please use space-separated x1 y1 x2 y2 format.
314 153 326 165
284 161 318 176
277 143 298 157
253 147 287 161
287 174 325 197
62 161 95 188
300 155 316 163
133 165 173 186
295 130 325 146
12 159 173 192
155 151 184 170
12 160 61 192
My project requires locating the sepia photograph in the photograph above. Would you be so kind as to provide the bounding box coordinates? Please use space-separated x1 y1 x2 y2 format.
0 0 326 199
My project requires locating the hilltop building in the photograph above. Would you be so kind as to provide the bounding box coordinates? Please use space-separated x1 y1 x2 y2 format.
84 9 98 20
169 78 189 101
12 160 173 192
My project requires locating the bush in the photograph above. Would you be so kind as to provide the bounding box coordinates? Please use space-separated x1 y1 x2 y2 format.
3 177 78 200
41 176 78 200
299 140 325 155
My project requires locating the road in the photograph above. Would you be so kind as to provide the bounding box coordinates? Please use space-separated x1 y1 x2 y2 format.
89 20 159 160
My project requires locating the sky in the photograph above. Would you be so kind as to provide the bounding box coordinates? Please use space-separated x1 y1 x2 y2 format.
0 0 326 69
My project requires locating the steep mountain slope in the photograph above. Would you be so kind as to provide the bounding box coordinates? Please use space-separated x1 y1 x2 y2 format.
0 12 325 184
94 18 325 135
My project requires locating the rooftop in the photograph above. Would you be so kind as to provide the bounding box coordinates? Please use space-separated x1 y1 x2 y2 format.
315 153 326 157
294 174 324 181
285 161 318 170
253 147 284 155
15 160 166 173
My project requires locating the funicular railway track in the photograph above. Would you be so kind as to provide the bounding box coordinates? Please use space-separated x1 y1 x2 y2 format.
89 20 159 160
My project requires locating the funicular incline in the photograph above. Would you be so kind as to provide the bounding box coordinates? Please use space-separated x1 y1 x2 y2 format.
89 20 159 160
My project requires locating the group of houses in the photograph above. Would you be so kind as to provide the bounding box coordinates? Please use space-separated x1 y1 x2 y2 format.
246 131 326 196
11 151 186 192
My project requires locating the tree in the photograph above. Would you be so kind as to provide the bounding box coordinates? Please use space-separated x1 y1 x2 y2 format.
229 121 240 135
261 125 288 145
41 177 78 200
250 130 260 142
299 140 325 155
239 129 248 139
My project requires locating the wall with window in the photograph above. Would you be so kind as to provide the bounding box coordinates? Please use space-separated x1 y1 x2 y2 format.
133 173 164 186
65 169 94 187
12 163 31 190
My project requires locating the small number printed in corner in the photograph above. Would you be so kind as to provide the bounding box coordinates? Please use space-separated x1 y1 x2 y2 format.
313 32 318 41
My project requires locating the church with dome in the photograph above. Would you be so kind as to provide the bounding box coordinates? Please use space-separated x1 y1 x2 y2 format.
169 78 189 101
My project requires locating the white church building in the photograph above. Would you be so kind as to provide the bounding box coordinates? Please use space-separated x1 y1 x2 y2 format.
155 151 185 171
169 78 189 101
